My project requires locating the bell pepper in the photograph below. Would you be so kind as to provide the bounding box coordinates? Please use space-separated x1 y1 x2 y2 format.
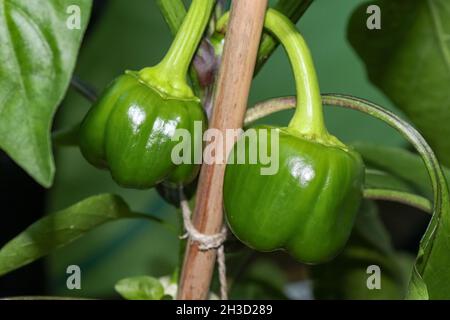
223 10 365 264
79 0 213 189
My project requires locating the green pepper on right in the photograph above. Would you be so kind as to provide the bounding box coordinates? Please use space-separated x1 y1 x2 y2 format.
223 9 365 264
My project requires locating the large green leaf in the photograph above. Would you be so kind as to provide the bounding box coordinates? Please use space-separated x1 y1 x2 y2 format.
348 0 450 166
0 0 92 187
0 194 142 276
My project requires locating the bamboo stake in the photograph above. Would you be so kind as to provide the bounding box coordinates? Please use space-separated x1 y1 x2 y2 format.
177 0 268 300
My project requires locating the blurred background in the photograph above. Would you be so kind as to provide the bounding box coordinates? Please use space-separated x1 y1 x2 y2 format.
0 0 428 298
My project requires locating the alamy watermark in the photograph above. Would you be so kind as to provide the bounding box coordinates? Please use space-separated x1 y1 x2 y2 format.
366 5 381 30
66 265 81 290
170 121 279 175
366 265 381 290
66 5 81 30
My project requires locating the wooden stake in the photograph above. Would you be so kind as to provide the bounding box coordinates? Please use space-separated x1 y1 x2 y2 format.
177 0 268 300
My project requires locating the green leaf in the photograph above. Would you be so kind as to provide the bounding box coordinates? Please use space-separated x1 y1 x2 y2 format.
0 0 92 187
354 143 450 199
348 0 450 166
312 201 411 299
155 0 186 35
353 201 397 256
364 168 415 193
115 276 165 300
0 194 138 276
407 266 429 300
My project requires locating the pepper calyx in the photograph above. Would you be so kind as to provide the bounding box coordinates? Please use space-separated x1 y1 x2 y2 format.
135 68 199 102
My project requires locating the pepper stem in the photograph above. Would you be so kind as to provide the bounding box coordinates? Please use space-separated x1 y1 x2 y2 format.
263 9 330 140
217 9 336 142
139 0 214 99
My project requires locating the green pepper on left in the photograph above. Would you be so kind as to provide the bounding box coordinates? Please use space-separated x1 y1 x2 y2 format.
79 0 214 189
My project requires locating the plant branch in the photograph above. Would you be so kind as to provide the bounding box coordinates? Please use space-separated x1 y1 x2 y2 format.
159 0 315 83
364 188 431 213
70 76 97 102
155 0 207 99
244 96 295 125
256 0 314 73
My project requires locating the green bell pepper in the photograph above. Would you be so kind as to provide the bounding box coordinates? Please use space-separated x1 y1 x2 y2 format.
79 0 213 189
223 9 365 264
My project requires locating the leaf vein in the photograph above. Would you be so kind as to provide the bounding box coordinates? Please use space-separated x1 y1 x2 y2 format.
426 0 450 74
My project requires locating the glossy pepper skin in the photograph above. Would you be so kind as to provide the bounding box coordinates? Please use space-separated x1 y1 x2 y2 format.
224 126 364 264
79 71 206 189
79 0 213 190
221 9 365 264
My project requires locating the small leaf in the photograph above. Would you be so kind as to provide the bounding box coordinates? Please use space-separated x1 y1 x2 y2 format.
115 276 165 300
0 194 137 276
0 0 92 187
348 0 450 166
407 266 429 300
353 201 396 256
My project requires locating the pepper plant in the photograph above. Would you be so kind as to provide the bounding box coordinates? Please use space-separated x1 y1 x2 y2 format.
0 0 449 300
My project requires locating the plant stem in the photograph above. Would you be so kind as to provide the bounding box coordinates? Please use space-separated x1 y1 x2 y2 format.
159 0 314 78
219 9 334 143
256 0 314 72
364 188 431 213
155 0 186 35
140 0 214 99
70 76 97 102
263 10 326 138
155 0 206 102
155 1 314 105
157 0 214 80
216 1 314 75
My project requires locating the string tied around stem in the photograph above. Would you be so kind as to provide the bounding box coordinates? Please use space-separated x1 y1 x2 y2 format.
178 188 228 300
